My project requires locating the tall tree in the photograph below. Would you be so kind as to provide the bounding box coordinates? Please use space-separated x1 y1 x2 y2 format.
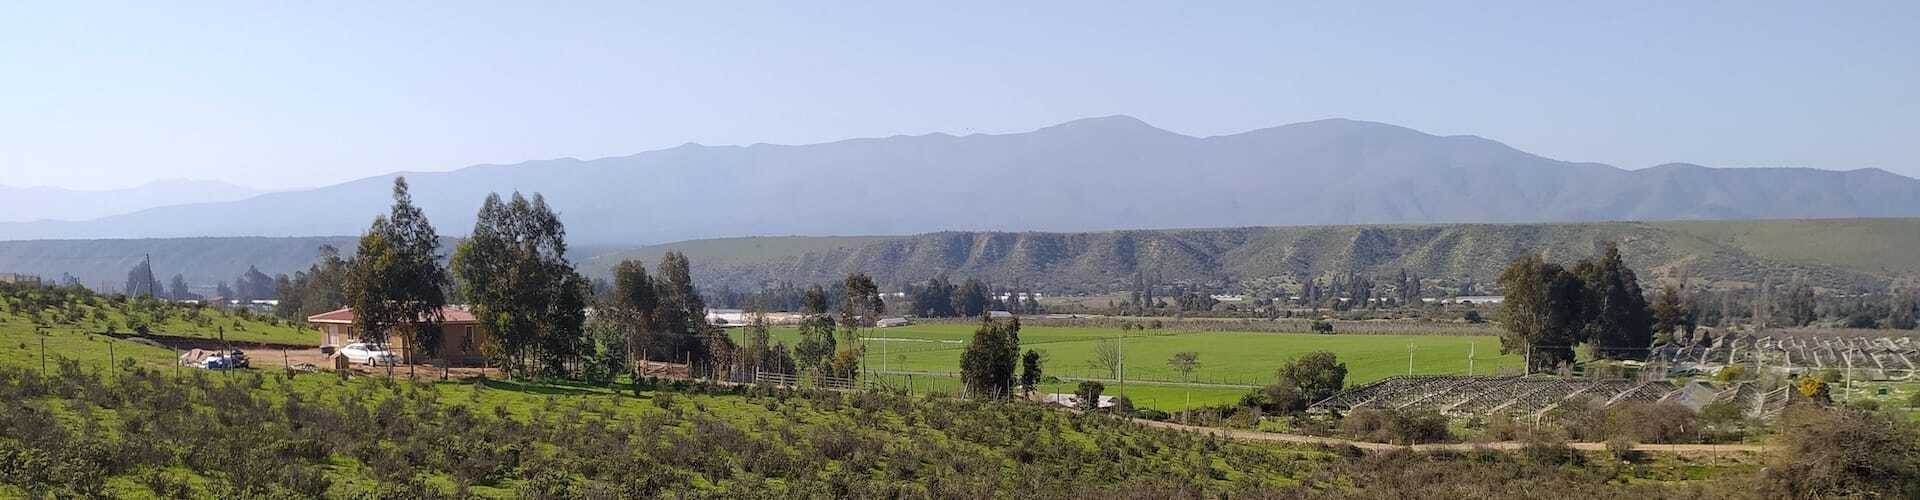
1651 283 1696 345
840 273 883 328
346 178 451 372
605 259 660 373
124 255 162 298
652 251 729 376
1576 243 1654 359
1019 349 1044 396
793 285 837 373
960 315 1021 399
450 191 585 377
953 278 989 317
909 276 957 317
233 265 276 301
1498 254 1588 371
167 274 192 300
1779 277 1817 327
274 245 350 321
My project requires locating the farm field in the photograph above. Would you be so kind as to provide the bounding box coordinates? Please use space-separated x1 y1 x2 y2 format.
756 320 1524 410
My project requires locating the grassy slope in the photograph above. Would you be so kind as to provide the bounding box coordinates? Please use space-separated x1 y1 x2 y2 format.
1654 218 1920 275
1 296 318 346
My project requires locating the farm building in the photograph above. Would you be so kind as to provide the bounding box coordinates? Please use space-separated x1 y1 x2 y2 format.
307 306 488 366
876 317 912 328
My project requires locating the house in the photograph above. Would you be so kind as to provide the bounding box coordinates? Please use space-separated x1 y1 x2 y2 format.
307 306 488 366
0 273 40 284
1453 295 1505 305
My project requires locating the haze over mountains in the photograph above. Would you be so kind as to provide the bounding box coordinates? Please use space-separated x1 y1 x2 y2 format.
3 116 1917 244
0 179 265 223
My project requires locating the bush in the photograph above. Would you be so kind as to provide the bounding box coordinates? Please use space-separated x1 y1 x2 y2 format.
1310 321 1335 334
1605 435 1640 463
1074 381 1104 411
1761 405 1920 498
1340 408 1451 444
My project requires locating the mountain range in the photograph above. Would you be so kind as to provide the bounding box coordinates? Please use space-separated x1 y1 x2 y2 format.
0 179 265 223
580 218 1920 295
2 116 1916 244
5 219 1915 297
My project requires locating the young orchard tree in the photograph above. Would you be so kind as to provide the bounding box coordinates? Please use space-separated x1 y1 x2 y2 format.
345 177 450 377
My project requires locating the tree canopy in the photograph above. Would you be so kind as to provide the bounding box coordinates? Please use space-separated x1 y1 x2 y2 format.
450 191 584 377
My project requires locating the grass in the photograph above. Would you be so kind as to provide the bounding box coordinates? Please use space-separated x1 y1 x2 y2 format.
749 321 1523 410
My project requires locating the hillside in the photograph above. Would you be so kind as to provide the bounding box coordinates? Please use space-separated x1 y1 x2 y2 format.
585 218 1920 294
3 117 1917 244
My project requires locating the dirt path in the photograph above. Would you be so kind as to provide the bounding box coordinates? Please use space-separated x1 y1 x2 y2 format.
1129 417 1771 455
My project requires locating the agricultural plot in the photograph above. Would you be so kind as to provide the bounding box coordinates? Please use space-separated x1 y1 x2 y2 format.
754 321 1523 410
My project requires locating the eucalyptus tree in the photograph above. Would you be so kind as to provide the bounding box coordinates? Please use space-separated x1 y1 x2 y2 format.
451 191 587 378
345 177 450 375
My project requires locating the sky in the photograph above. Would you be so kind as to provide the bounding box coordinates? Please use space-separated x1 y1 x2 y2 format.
2 1 1916 190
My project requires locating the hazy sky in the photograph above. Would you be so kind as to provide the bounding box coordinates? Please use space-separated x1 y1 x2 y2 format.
3 1 1916 190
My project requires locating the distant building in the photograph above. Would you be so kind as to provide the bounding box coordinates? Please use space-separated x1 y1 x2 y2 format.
0 273 41 285
1209 294 1245 302
706 308 747 326
876 317 912 328
987 310 1014 319
308 306 488 366
1453 295 1504 305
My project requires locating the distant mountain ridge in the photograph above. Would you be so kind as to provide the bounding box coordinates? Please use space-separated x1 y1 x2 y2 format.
0 179 265 223
584 219 1920 295
2 219 1913 296
2 116 1916 243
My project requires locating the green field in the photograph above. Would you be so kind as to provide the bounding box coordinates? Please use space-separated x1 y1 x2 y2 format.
753 321 1523 410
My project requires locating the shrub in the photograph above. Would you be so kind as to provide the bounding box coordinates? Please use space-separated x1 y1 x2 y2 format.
1605 435 1640 463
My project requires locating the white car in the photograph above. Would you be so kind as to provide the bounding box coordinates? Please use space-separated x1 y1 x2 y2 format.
337 342 400 366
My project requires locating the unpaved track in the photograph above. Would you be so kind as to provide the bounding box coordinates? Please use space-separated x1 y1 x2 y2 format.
1129 417 1770 454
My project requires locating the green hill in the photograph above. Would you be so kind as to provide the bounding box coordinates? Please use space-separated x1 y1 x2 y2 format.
584 218 1920 294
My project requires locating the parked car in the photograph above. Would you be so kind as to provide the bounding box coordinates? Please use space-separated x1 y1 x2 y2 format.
337 343 400 366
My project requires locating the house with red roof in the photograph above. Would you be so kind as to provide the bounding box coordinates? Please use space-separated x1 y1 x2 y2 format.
307 306 488 366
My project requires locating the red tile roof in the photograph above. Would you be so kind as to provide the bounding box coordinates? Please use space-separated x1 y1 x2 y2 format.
307 306 479 324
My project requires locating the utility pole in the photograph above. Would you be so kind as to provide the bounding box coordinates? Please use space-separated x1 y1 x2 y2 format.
1407 342 1415 375
1468 341 1475 376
